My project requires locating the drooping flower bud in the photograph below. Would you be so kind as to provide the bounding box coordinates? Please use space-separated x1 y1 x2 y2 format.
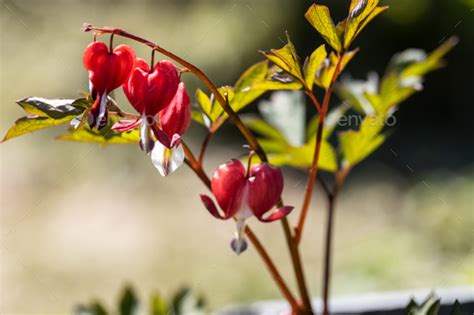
83 41 135 129
200 160 293 254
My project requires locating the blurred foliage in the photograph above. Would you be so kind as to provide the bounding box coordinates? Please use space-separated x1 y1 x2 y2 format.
405 295 468 315
75 286 205 315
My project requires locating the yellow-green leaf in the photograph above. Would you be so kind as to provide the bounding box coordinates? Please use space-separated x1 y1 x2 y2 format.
401 36 458 78
305 4 342 52
344 0 380 48
243 117 287 142
195 88 211 118
315 49 359 89
2 116 73 142
232 61 268 112
304 44 327 89
2 97 87 142
57 125 139 145
339 115 386 167
261 33 304 82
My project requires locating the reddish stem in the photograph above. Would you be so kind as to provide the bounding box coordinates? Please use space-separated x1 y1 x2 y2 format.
294 52 345 245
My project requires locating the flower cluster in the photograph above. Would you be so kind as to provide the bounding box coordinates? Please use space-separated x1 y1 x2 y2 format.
83 41 190 176
82 39 292 254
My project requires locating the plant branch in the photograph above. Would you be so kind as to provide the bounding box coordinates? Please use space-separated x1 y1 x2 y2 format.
82 24 267 163
322 167 349 315
198 131 214 166
294 52 345 244
281 218 312 314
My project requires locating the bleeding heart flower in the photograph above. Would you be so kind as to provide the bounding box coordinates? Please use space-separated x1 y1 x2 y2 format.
83 41 135 129
200 159 293 254
123 59 180 116
120 58 180 154
151 82 191 176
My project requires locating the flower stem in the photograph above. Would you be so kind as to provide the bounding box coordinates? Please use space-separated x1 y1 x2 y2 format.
321 168 349 315
198 131 214 166
294 52 345 245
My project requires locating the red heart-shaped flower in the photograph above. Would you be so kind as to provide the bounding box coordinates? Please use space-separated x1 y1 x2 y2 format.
201 160 292 222
83 41 136 95
123 59 180 116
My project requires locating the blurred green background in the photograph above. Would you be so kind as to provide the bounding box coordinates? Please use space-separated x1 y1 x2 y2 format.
1 0 473 313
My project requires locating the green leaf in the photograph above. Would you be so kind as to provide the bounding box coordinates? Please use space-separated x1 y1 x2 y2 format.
2 97 87 142
304 44 327 89
401 36 458 78
343 0 388 49
191 109 208 127
243 117 287 143
195 88 212 119
336 72 379 114
315 49 359 89
232 61 268 112
119 286 138 315
261 33 304 82
305 4 342 52
16 97 86 119
339 115 386 167
266 141 338 172
57 122 139 145
150 293 168 315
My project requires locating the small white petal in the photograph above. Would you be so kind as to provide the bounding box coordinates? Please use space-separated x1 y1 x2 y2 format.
151 142 185 177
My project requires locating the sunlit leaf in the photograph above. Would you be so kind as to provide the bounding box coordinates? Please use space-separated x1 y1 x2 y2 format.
231 61 268 112
315 49 359 89
57 122 140 145
305 4 342 52
2 97 88 142
243 117 287 142
401 36 458 78
339 115 386 167
261 33 304 82
266 141 338 172
337 72 379 114
195 88 212 118
304 44 327 90
343 0 388 49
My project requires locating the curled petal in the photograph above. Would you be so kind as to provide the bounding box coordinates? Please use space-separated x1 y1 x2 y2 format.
151 141 184 176
200 194 228 220
255 206 293 223
111 119 141 132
